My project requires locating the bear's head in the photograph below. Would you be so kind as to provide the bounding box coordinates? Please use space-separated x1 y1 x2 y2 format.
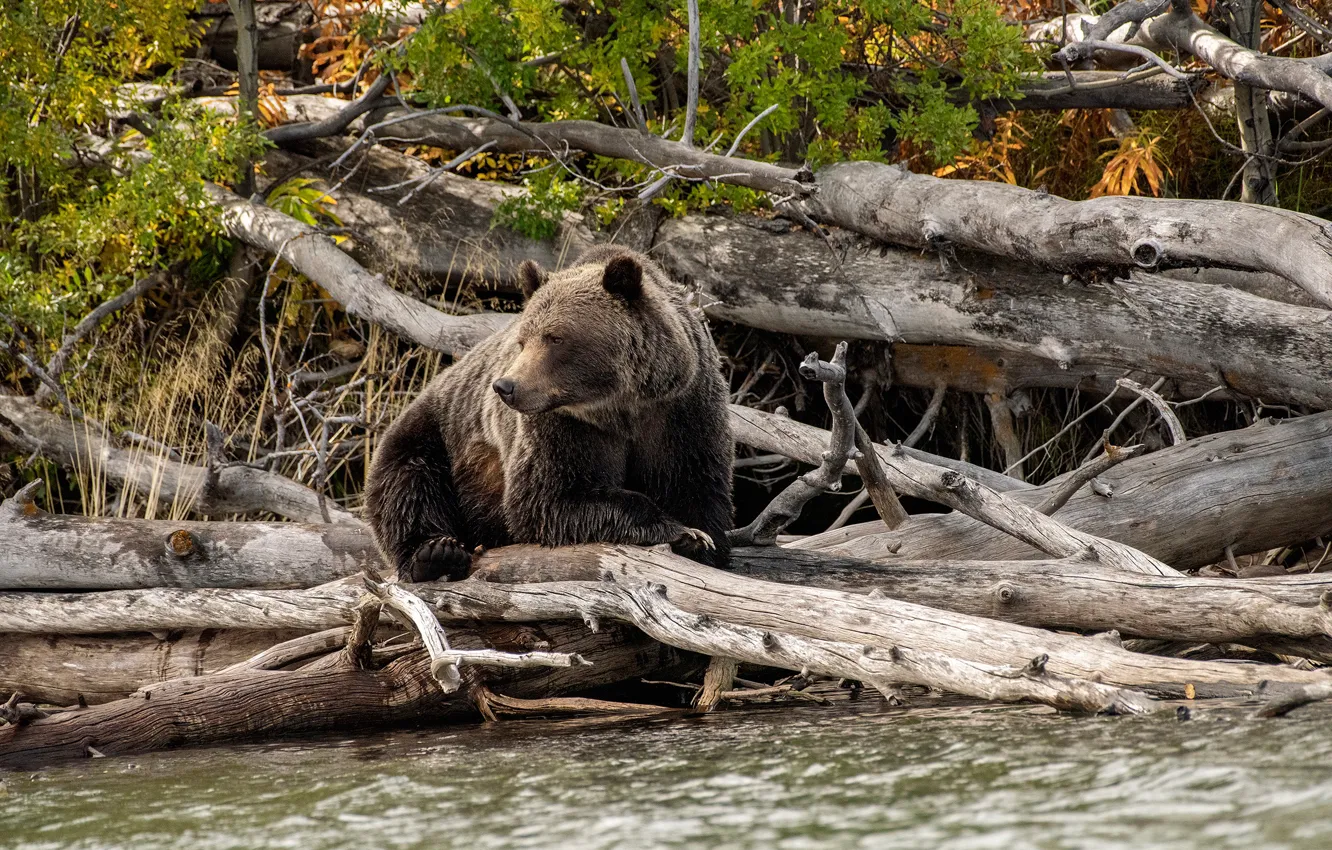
492 250 699 421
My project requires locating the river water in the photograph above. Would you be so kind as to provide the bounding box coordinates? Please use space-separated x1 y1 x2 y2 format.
4 699 1332 850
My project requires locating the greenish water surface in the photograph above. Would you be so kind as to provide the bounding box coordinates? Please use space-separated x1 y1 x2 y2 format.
4 700 1332 850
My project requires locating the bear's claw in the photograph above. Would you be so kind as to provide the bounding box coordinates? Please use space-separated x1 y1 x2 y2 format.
677 527 716 551
407 535 472 583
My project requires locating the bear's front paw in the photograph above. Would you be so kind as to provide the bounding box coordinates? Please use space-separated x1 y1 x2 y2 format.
675 527 716 552
406 536 472 583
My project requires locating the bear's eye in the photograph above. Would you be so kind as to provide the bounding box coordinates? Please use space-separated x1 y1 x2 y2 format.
515 339 525 350
546 334 564 346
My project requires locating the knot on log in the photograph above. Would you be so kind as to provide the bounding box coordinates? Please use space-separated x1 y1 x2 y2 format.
1320 589 1332 610
165 529 198 559
939 470 976 497
1023 654 1049 676
994 582 1018 605
1131 238 1167 269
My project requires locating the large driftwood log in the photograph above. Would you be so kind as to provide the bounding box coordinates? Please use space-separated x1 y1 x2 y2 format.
3 544 1325 693
731 548 1332 647
740 407 1332 569
803 163 1332 311
1 630 312 705
344 108 1332 305
0 620 683 768
656 217 1332 409
0 481 377 590
0 394 360 525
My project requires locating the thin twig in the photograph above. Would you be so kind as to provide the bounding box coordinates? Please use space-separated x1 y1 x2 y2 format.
904 382 947 448
1080 377 1166 465
38 272 164 403
725 104 779 157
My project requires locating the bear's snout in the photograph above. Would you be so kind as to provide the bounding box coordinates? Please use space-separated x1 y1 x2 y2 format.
492 378 516 403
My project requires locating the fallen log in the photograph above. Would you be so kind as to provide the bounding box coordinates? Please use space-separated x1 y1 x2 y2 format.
0 629 312 705
0 481 377 590
731 548 1332 645
458 546 1329 694
656 217 1332 409
0 394 361 525
2 544 1323 693
743 407 1332 570
0 620 682 769
347 108 1332 305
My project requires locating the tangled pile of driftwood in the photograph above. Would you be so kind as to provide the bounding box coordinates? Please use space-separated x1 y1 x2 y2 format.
6 0 1332 769
4 337 1332 768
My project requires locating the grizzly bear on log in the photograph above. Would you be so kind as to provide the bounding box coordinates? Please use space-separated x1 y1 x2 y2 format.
366 246 734 582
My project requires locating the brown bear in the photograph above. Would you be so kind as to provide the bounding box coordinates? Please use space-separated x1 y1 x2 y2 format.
364 245 734 582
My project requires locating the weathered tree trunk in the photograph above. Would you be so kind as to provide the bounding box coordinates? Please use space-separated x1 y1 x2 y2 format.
0 621 683 769
1 630 311 704
740 407 1332 569
0 481 376 590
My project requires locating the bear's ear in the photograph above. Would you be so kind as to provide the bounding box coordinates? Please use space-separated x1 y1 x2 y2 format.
518 260 546 300
601 255 643 301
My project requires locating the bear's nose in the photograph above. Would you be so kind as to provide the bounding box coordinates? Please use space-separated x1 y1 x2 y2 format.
492 378 516 400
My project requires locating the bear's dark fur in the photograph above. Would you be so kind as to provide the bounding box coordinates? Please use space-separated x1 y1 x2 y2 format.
365 246 734 582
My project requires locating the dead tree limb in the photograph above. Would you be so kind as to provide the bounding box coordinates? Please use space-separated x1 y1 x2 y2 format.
204 182 512 355
611 582 1158 715
802 160 1332 309
730 344 862 545
731 406 1180 576
792 412 1332 569
35 273 165 405
1037 443 1145 515
0 395 361 526
0 480 376 590
0 620 677 769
